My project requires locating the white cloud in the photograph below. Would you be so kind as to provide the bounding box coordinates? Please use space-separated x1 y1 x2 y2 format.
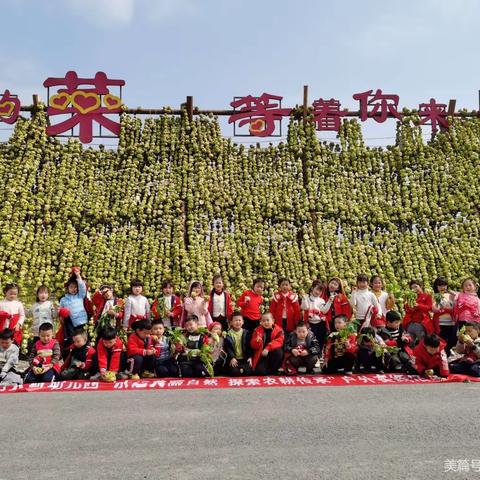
64 0 135 28
62 0 195 28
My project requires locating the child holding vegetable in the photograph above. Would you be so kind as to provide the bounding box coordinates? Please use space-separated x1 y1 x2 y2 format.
402 280 434 344
92 326 128 381
355 326 390 373
449 322 480 377
151 279 183 327
237 278 265 332
151 319 178 377
322 315 357 374
411 333 449 378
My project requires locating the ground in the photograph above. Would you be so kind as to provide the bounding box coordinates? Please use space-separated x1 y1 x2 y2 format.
4 383 480 480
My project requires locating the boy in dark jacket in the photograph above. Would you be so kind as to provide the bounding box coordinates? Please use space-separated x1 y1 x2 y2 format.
378 310 415 373
224 311 253 376
284 321 320 374
59 328 96 380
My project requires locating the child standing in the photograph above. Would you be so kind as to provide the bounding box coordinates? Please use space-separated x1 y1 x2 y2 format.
411 333 449 377
449 322 480 377
0 329 23 386
321 278 352 331
284 321 321 374
350 274 381 330
237 278 265 332
151 279 183 327
0 283 26 345
151 319 178 377
59 267 88 345
269 278 302 336
250 312 284 376
208 275 234 331
93 326 128 381
127 320 156 379
24 323 62 383
403 279 434 344
30 285 57 341
92 284 124 330
301 280 332 355
453 278 480 327
224 312 253 376
175 315 209 378
123 279 151 329
322 315 357 374
59 328 96 380
182 281 212 328
432 277 456 356
370 275 395 327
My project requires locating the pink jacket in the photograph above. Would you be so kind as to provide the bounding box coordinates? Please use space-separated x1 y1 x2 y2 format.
182 297 212 328
454 293 480 323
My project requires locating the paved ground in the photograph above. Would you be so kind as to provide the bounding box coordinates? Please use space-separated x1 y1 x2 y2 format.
3 383 480 480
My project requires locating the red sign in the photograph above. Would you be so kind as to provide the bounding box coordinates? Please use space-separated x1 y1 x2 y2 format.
0 89 20 124
353 89 402 123
43 71 125 144
229 93 292 137
312 98 348 132
418 98 449 132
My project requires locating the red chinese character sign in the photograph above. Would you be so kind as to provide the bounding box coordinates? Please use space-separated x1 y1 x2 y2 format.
228 93 292 137
312 98 347 132
43 71 125 144
0 90 20 124
353 89 402 123
418 98 449 132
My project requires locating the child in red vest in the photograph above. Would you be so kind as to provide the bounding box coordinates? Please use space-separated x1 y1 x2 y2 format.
24 323 62 383
237 278 265 332
412 333 449 377
127 320 156 380
250 312 284 375
151 279 183 327
269 278 301 335
403 279 434 344
0 282 26 345
208 274 234 331
93 326 128 381
59 328 96 380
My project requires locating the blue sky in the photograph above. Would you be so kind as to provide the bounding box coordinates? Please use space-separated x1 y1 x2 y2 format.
1 0 480 145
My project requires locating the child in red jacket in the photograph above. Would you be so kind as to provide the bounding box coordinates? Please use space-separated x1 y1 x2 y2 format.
269 278 301 335
237 278 265 332
403 280 434 344
322 315 357 374
208 274 234 331
93 326 128 381
127 320 156 379
412 333 449 377
250 312 284 375
59 328 95 380
321 278 352 331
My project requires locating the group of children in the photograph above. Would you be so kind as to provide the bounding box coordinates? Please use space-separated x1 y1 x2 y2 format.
0 270 479 386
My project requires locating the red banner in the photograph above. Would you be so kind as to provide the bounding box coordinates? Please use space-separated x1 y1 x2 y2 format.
1 373 478 395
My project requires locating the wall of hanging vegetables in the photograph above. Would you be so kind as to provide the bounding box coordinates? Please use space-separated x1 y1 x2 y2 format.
0 108 479 302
